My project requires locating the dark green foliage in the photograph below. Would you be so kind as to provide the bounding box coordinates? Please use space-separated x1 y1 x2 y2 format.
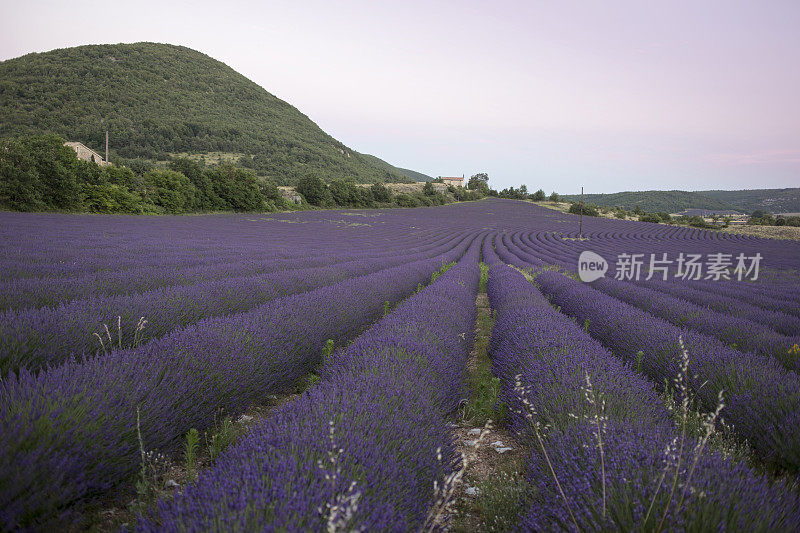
467 172 490 193
422 181 436 196
548 191 560 202
143 169 197 213
638 213 662 223
0 134 284 214
749 212 776 225
259 181 284 209
562 190 739 213
168 157 224 211
394 193 419 208
370 182 393 203
395 166 433 182
295 174 330 206
0 42 414 184
568 201 600 217
451 187 484 202
329 178 373 207
531 188 546 201
498 185 528 200
0 135 84 211
205 164 263 212
83 182 147 213
701 188 800 214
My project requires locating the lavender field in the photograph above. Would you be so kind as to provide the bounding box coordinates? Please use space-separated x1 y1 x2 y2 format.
2 198 800 531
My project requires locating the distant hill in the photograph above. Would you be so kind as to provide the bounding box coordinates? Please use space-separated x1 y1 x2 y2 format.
397 167 433 182
0 42 419 184
698 188 800 214
358 154 431 182
562 190 739 213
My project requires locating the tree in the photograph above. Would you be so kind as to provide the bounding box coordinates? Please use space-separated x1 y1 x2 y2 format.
422 181 436 196
639 213 662 223
329 179 363 207
207 164 263 211
0 137 45 211
548 191 560 202
394 193 418 207
295 174 330 206
169 158 223 210
468 173 489 192
370 182 392 203
569 201 599 217
531 189 546 201
143 169 198 213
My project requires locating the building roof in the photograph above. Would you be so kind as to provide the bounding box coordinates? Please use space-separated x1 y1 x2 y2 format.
64 141 106 164
441 176 464 181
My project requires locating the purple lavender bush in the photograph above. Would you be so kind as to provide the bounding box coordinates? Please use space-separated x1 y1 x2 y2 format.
135 237 483 531
487 263 800 531
0 240 472 529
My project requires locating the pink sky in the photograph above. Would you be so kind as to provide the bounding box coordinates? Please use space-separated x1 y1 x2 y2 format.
2 0 798 193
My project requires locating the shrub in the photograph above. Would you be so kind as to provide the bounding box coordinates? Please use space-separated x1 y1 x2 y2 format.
143 169 198 213
295 174 330 206
394 193 419 208
638 213 661 223
568 201 599 217
370 182 393 203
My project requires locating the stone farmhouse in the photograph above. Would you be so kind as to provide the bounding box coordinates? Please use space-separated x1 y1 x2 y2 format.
64 141 108 166
440 175 464 187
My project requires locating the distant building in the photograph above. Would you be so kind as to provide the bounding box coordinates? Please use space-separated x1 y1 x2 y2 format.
64 141 108 166
673 208 741 217
440 175 465 187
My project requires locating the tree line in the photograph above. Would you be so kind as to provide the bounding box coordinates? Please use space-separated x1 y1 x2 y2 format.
0 135 487 214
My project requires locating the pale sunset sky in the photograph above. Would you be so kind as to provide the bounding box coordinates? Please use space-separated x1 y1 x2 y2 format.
1 0 798 193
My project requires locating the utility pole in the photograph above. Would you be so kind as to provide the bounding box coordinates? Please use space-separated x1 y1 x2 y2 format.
579 186 583 238
105 130 109 165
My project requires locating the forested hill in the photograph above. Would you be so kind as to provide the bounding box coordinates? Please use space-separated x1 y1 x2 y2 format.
562 188 800 214
698 188 800 214
0 42 412 184
561 190 737 213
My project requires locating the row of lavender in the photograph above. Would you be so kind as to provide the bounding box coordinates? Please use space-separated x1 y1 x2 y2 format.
483 242 800 530
135 236 483 531
0 224 460 309
0 231 469 373
0 235 476 529
494 235 800 473
497 232 800 362
515 230 800 304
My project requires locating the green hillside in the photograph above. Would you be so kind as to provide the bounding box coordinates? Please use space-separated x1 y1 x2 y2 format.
698 188 800 214
397 167 433 182
359 154 432 182
0 42 412 184
562 190 740 213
